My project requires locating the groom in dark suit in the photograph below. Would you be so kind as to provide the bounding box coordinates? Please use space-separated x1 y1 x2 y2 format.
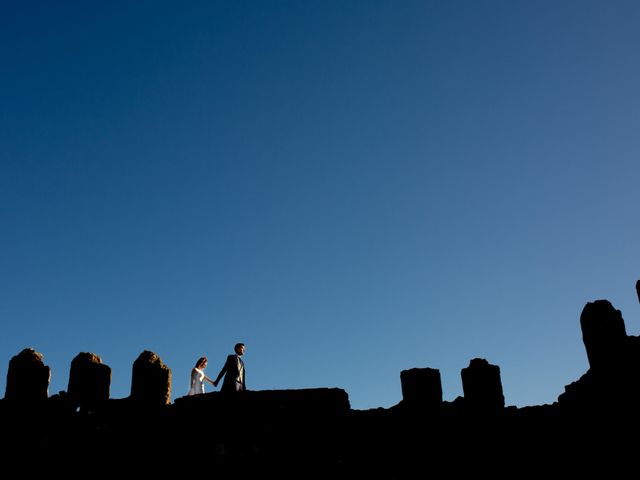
213 343 246 393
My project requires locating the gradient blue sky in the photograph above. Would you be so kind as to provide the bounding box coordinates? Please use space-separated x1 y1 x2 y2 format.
1 1 639 409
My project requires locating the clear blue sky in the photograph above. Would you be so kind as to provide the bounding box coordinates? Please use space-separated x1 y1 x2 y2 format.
1 1 639 409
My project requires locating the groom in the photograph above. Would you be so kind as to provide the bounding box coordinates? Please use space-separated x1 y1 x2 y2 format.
213 342 246 393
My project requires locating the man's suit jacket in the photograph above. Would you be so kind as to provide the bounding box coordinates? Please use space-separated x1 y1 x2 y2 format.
216 354 245 392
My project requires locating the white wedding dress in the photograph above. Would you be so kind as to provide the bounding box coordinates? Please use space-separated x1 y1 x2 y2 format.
187 367 206 395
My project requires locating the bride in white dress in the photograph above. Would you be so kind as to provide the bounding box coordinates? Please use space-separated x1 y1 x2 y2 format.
188 356 215 395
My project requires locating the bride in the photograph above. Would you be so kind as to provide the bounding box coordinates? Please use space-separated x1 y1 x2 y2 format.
187 356 215 395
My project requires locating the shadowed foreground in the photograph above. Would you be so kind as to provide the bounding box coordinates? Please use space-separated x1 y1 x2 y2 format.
2 282 640 477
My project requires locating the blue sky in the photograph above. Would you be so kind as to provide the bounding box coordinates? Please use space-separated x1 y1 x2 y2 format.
1 1 639 409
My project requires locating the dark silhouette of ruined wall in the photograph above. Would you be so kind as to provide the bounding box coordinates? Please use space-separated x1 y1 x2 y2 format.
580 300 626 371
2 280 640 476
130 350 171 405
461 358 504 411
559 292 640 411
4 348 50 401
68 352 111 409
400 367 442 407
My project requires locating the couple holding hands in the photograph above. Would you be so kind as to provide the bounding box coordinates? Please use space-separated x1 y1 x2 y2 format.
188 343 246 396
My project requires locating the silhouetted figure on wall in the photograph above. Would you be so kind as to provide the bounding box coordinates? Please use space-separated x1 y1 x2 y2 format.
4 348 50 401
213 343 246 393
130 350 172 405
67 352 111 410
461 358 504 411
400 367 442 408
187 356 215 395
636 280 639 304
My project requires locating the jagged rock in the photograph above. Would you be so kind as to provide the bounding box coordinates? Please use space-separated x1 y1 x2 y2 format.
580 300 626 371
130 351 171 405
400 367 442 407
68 352 111 409
4 348 51 401
461 358 504 411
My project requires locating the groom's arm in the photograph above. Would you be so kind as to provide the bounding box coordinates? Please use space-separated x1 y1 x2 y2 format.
213 356 231 385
